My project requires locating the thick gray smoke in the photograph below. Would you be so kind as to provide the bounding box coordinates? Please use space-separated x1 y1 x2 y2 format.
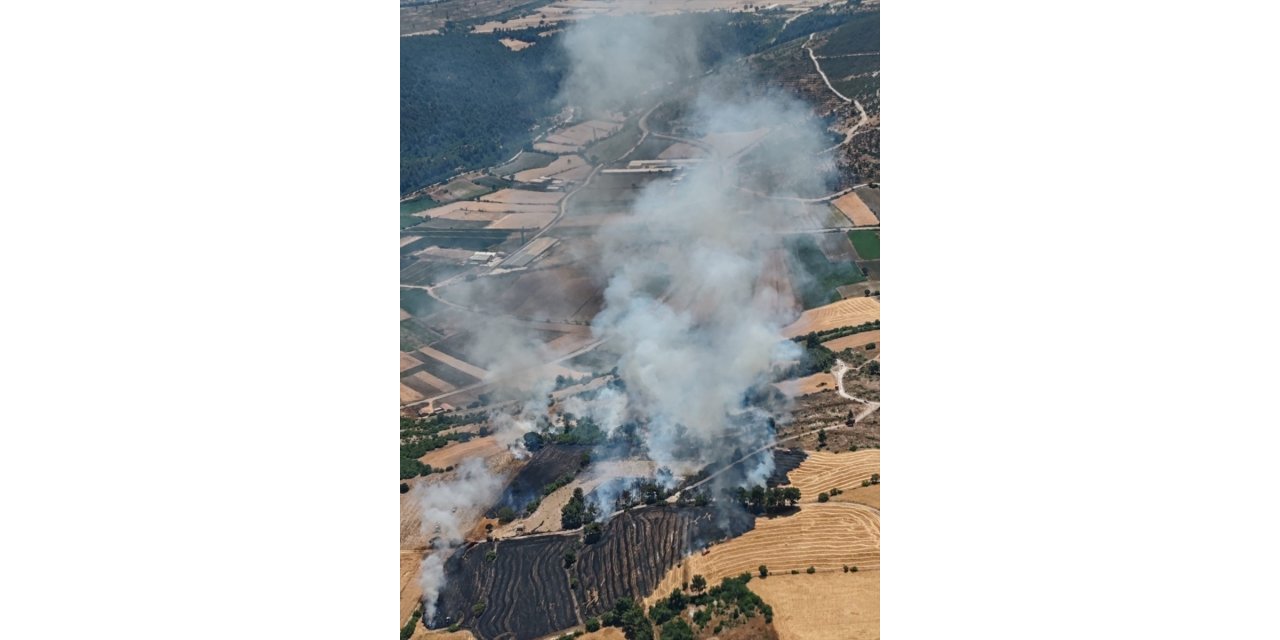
417 458 506 621
556 15 832 490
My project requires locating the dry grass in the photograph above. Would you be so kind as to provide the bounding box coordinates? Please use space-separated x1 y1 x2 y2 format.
498 37 534 50
479 189 565 205
488 212 557 230
788 450 880 504
576 628 627 640
412 625 477 640
401 383 426 404
427 201 558 219
415 346 490 380
401 352 424 372
513 155 588 183
657 142 706 159
832 192 879 226
748 571 879 640
401 551 423 625
419 435 505 471
647 501 879 602
534 141 581 154
774 372 833 398
782 297 880 337
822 330 879 353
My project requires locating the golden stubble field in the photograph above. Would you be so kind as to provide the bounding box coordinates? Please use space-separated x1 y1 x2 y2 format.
749 571 879 640
782 297 880 337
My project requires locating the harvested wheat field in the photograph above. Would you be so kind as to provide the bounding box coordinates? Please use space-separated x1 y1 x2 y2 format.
748 571 879 640
657 141 706 159
832 191 880 226
513 154 589 182
400 383 426 404
774 372 833 397
647 501 879 601
788 450 880 504
498 37 533 50
782 297 880 337
575 628 626 640
822 330 880 353
487 211 557 230
534 141 581 154
412 626 476 640
419 436 505 471
401 552 423 625
415 346 489 380
401 352 424 372
478 189 565 205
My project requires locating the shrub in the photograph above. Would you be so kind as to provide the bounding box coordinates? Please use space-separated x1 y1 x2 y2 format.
758 565 769 578
790 569 799 575
563 550 577 568
496 506 517 524
585 618 601 632
851 566 859 572
399 482 410 494
472 601 487 616
807 566 816 574
484 550 497 563
818 492 830 503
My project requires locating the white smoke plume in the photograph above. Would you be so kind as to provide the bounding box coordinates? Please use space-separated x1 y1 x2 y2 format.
555 15 830 489
417 458 506 621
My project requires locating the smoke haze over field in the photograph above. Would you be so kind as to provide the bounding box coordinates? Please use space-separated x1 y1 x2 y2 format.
417 458 505 621
557 15 832 487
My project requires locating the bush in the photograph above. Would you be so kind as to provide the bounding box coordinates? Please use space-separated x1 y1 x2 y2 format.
818 492 830 503
758 565 769 578
400 482 410 494
472 601 487 616
790 569 799 575
851 566 859 572
496 506 517 524
806 566 816 574
585 617 601 632
485 550 497 563
563 550 577 568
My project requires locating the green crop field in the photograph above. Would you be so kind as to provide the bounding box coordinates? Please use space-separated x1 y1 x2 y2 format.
848 229 880 260
787 235 868 309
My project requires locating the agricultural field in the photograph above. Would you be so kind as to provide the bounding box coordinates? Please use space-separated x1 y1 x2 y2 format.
782 297 881 337
436 505 755 640
848 228 880 260
492 151 555 177
647 501 880 599
822 329 880 353
512 154 591 183
786 234 868 308
748 572 879 640
832 191 880 226
786 450 880 504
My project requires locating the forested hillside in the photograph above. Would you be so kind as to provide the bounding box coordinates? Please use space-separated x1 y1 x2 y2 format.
401 31 566 195
400 14 784 196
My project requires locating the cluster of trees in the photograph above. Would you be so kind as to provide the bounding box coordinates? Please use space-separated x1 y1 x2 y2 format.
561 487 601 530
791 320 880 347
733 485 801 515
774 341 836 381
400 413 482 479
657 574 774 637
400 605 421 640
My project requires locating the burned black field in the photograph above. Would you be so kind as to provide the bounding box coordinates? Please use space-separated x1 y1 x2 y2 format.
433 505 755 639
485 445 590 518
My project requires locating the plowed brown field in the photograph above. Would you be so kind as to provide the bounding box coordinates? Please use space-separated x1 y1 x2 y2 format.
822 330 879 353
419 436 505 471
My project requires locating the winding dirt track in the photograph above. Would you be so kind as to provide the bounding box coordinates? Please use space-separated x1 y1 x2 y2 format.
805 33 853 103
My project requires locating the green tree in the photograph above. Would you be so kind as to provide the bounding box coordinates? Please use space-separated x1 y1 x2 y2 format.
690 574 707 593
660 618 695 640
759 564 769 578
818 492 830 502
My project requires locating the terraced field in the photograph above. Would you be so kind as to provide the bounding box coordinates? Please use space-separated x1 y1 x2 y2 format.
787 450 879 503
435 534 580 639
437 505 755 639
574 506 754 619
